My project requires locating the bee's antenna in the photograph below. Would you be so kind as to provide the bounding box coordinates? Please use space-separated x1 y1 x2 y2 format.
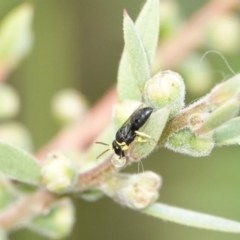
96 149 110 159
95 141 109 146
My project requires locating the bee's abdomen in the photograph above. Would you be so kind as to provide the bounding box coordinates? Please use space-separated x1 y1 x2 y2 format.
131 107 153 130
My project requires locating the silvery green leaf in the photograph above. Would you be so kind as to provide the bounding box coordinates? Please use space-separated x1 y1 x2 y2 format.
213 117 240 145
195 99 240 134
143 203 240 233
0 140 40 185
135 0 160 65
0 3 33 71
123 11 150 93
117 0 160 101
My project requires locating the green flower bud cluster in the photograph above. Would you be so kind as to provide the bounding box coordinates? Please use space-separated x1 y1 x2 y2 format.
165 74 240 156
41 152 78 194
166 128 214 157
99 171 161 209
28 198 74 239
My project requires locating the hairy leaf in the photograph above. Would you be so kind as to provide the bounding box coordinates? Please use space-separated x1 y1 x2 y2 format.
117 0 160 101
143 203 240 233
213 117 240 145
0 141 41 185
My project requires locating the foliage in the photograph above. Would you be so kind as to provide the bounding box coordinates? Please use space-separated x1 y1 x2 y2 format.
0 1 240 239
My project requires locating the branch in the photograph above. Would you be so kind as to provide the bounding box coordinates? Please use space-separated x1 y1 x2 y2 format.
155 0 240 69
36 86 117 160
0 189 55 230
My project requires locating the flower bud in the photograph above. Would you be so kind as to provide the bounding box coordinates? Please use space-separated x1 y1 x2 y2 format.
41 152 78 194
144 70 185 117
0 84 19 119
166 128 214 157
51 89 87 125
195 99 240 134
208 74 240 106
29 198 74 239
0 121 33 152
117 171 161 209
100 171 161 209
204 14 240 54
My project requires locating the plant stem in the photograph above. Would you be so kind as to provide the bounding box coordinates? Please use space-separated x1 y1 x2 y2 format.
155 0 239 69
159 98 210 145
36 86 117 160
0 189 55 230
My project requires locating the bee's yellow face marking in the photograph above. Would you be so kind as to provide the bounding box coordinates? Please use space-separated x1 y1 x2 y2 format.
116 141 129 150
121 145 129 151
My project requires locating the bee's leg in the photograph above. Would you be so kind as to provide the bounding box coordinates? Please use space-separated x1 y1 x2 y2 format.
134 131 156 143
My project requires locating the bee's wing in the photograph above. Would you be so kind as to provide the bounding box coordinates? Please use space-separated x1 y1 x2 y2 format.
120 104 144 128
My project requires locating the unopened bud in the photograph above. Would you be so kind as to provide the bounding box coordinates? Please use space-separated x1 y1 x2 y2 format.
144 70 185 117
41 152 77 194
195 99 240 134
118 171 161 209
29 198 74 239
208 74 240 106
204 14 240 54
0 84 19 119
52 89 87 125
166 128 214 157
0 121 33 152
101 171 161 209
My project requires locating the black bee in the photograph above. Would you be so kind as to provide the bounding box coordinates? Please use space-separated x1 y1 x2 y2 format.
96 106 154 159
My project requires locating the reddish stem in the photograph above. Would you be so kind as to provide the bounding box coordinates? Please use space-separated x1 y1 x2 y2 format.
0 189 55 230
36 86 117 160
155 0 239 69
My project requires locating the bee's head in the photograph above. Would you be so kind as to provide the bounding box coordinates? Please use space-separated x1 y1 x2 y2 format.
112 140 123 157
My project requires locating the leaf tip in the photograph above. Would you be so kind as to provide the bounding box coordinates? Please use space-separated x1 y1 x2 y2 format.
123 9 128 17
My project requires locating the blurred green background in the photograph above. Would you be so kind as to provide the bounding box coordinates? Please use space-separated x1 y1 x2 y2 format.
1 0 240 239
